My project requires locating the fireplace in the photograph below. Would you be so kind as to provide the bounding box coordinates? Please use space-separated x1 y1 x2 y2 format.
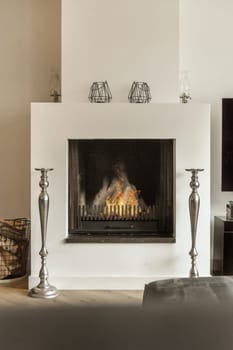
30 103 210 288
68 139 175 242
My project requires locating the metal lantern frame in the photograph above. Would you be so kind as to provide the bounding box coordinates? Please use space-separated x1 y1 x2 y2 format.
128 81 151 103
88 81 112 103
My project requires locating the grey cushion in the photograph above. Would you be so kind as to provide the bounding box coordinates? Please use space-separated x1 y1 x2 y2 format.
143 276 233 305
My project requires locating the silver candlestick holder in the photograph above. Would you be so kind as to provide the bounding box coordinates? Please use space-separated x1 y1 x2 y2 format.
29 168 58 299
185 168 204 278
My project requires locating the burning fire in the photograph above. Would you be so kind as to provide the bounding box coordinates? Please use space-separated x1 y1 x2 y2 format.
92 161 144 218
105 175 140 217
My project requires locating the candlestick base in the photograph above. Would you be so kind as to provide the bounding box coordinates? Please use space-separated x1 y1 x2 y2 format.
29 284 58 299
189 266 199 279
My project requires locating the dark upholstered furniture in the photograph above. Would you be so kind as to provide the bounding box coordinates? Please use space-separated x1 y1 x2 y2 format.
143 276 233 305
1 305 233 350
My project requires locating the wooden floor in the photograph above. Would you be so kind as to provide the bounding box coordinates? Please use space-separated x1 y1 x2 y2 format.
0 277 143 308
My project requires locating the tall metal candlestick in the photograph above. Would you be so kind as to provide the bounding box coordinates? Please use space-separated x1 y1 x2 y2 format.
29 168 58 299
185 168 204 278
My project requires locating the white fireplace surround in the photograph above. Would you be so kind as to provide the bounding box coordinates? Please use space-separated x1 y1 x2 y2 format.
30 103 210 290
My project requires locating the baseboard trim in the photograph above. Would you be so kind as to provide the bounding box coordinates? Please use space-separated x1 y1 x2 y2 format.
28 275 186 290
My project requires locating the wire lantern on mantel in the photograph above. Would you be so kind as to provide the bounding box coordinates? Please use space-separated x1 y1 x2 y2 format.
88 81 112 103
128 82 151 103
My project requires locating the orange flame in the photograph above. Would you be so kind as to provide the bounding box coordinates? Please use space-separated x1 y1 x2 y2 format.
105 176 140 217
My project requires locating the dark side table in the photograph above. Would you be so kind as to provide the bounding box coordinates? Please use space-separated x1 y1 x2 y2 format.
211 216 233 275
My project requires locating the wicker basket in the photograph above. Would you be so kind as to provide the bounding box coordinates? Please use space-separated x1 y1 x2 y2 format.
0 218 30 280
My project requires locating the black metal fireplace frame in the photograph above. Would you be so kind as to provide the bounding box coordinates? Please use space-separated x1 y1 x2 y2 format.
67 138 176 243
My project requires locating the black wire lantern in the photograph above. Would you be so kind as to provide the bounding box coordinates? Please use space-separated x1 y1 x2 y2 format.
128 82 151 103
88 81 112 103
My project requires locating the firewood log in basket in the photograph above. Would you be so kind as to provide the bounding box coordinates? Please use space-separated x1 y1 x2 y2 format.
0 219 30 280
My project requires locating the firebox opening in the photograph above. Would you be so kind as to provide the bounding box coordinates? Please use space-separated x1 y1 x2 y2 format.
68 139 175 243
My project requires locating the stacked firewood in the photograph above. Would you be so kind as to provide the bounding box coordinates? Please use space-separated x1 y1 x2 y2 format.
0 219 30 279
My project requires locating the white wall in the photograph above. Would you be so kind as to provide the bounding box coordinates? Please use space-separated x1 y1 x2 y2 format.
62 0 179 103
0 0 60 218
30 103 210 289
180 0 233 220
